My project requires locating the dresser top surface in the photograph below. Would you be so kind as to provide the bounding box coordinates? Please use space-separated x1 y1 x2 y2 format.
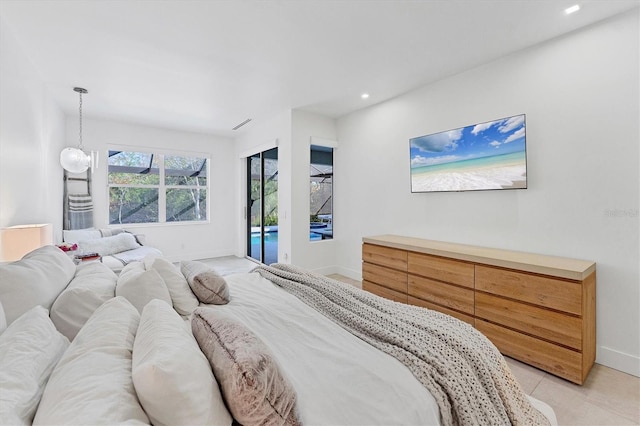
363 234 596 280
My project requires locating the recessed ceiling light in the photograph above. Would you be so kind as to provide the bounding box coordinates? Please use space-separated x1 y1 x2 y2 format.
361 93 370 99
565 4 580 15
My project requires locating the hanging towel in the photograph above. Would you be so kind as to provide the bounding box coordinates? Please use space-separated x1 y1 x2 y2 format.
68 193 94 229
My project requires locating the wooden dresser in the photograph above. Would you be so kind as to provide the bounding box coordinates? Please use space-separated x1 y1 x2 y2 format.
362 234 596 385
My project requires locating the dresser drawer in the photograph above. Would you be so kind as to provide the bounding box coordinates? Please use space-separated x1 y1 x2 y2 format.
408 252 474 288
408 275 474 315
477 319 583 384
363 244 408 271
363 262 407 294
363 281 407 303
408 296 475 326
475 265 582 315
475 292 582 350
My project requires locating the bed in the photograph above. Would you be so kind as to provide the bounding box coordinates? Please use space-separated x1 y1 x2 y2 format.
191 263 557 426
1 249 556 425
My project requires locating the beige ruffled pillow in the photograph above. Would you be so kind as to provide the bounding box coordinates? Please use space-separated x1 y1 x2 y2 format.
192 308 301 426
180 261 230 305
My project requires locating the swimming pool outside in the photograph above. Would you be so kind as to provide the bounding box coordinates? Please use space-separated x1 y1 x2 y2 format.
250 227 328 265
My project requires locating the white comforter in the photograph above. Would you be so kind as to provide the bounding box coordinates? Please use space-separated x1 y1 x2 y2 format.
212 271 556 426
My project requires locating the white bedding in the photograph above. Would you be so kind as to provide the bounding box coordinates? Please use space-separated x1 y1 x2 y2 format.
218 272 439 425
209 271 557 426
100 246 163 272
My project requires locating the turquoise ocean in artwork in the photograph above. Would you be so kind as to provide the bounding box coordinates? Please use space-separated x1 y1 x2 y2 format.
411 150 526 177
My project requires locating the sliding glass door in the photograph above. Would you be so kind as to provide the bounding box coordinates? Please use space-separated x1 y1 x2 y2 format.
247 148 278 264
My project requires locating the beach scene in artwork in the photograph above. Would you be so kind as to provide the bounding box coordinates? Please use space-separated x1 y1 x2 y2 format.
410 114 527 192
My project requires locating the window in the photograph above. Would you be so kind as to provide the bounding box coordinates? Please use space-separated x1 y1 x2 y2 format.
108 150 208 225
310 145 333 241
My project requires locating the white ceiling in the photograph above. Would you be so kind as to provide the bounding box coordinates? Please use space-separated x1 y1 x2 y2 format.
1 0 638 137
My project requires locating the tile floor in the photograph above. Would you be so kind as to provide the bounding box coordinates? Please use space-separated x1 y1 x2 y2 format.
200 256 640 426
506 357 639 425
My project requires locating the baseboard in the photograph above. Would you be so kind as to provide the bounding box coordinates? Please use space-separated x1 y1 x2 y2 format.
310 265 339 276
334 265 362 281
164 249 236 263
597 346 640 377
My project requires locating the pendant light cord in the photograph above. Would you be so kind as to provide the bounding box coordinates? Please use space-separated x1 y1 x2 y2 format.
73 87 87 151
78 90 83 151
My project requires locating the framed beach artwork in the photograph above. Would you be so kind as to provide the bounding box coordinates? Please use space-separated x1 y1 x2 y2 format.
409 114 527 193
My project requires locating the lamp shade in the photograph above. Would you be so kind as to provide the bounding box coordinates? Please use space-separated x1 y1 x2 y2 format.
0 223 53 262
60 147 91 173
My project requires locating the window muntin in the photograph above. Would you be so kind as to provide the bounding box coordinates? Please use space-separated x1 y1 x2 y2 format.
108 151 159 185
108 150 209 225
164 155 207 186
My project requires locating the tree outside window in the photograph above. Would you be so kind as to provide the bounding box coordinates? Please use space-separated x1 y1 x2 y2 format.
108 150 208 225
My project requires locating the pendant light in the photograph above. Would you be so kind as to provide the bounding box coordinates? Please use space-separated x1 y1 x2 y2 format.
60 87 97 173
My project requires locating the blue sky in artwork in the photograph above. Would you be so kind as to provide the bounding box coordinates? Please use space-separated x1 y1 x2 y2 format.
410 114 526 168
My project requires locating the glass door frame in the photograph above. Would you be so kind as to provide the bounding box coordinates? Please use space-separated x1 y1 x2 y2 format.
246 147 278 264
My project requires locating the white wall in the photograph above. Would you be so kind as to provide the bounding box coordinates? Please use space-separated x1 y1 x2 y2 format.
0 17 66 256
233 109 339 273
234 109 292 262
70 117 238 261
291 110 338 273
335 10 639 376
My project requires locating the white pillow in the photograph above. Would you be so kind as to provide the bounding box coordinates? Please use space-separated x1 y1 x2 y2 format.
146 256 198 315
133 300 232 426
0 306 69 425
50 261 117 340
119 259 146 277
142 253 160 269
0 245 76 325
0 301 6 334
116 262 172 313
63 228 101 244
33 297 149 425
78 232 140 256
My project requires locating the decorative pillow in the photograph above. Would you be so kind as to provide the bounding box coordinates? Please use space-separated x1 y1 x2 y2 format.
97 228 125 238
133 300 232 426
181 260 230 305
62 227 101 243
0 306 69 425
119 260 144 276
0 301 6 334
0 245 75 325
78 232 141 256
145 256 199 315
192 308 301 426
116 262 172 313
33 297 149 425
50 261 117 340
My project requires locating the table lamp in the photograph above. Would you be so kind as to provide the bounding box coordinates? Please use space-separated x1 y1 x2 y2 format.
0 223 53 262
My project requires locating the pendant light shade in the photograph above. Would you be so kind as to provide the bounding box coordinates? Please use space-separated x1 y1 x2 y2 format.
60 87 97 173
60 147 91 173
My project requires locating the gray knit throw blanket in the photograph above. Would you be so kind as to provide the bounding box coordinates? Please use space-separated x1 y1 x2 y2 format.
255 264 550 426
